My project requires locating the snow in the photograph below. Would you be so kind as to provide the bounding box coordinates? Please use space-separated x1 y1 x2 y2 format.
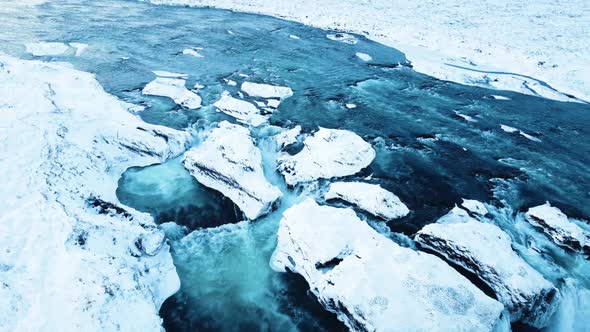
525 203 590 256
146 0 590 102
142 74 201 109
416 213 560 327
355 52 372 62
324 181 410 220
24 42 70 56
213 91 268 126
277 127 376 185
182 48 204 58
270 199 504 331
182 121 282 220
69 42 88 56
241 81 293 99
273 125 301 149
0 54 192 331
326 32 358 45
461 199 488 216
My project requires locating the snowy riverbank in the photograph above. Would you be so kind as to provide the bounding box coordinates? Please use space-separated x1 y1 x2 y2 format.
145 0 590 103
0 54 190 331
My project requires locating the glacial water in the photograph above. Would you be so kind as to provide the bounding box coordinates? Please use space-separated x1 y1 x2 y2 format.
1 0 589 331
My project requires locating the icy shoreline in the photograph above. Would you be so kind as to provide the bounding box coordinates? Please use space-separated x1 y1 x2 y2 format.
0 54 190 331
145 0 590 103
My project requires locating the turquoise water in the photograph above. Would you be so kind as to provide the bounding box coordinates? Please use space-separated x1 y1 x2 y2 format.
2 0 589 331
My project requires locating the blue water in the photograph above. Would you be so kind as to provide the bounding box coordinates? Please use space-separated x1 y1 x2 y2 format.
2 0 589 331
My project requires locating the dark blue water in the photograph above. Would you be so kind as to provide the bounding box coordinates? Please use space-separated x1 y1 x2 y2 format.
2 0 589 331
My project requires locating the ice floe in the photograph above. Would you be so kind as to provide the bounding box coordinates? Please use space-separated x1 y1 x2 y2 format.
241 81 293 99
355 52 372 61
491 95 511 101
182 47 204 58
277 127 375 185
142 73 201 109
499 125 542 142
182 121 282 219
416 210 560 327
69 42 88 56
213 91 268 126
324 181 409 220
0 54 191 331
454 111 478 122
525 203 590 256
326 32 358 45
24 41 70 56
345 103 357 109
270 199 504 331
500 124 518 133
266 99 280 108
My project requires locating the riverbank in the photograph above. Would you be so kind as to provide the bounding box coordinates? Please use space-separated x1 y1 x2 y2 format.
145 0 590 103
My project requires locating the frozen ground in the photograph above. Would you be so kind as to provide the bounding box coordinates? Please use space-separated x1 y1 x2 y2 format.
146 0 590 103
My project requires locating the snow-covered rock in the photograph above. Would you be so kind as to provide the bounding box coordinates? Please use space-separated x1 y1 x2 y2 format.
24 42 70 56
0 54 191 331
182 121 282 220
241 81 293 99
324 181 409 220
460 199 488 216
277 128 375 185
273 125 301 149
213 91 268 126
416 214 560 328
142 74 201 109
270 199 504 332
326 32 358 44
525 203 590 256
